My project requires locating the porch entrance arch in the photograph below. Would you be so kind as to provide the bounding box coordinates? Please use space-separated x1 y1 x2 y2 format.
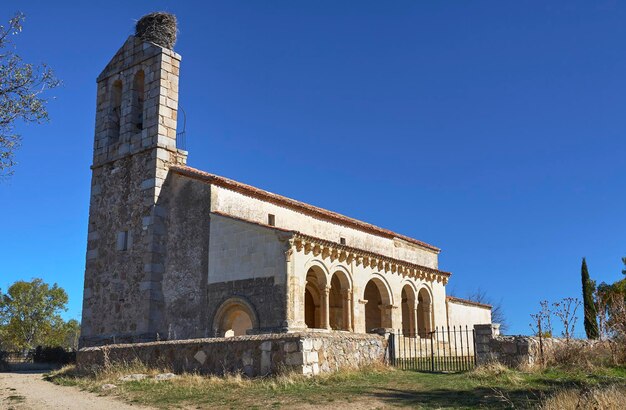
363 277 393 332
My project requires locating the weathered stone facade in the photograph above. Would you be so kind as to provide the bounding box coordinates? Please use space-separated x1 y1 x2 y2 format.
80 16 491 352
82 35 186 346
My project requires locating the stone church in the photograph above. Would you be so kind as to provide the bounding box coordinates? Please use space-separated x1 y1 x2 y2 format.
80 14 490 348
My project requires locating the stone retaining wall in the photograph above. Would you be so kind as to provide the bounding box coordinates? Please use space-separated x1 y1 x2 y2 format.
77 331 387 376
474 324 604 367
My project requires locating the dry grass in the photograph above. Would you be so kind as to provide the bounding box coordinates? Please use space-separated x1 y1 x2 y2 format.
46 361 626 409
470 362 524 385
541 385 626 410
48 361 397 408
546 340 616 370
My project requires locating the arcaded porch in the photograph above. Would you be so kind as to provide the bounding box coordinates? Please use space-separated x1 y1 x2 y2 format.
289 234 448 336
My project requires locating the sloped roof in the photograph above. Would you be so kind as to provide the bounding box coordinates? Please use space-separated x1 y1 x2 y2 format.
446 296 492 309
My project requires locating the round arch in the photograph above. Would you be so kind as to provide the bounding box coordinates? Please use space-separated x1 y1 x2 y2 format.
401 283 418 336
416 285 434 337
362 274 394 332
303 259 330 286
363 273 394 305
304 262 329 329
328 264 353 290
328 266 353 331
213 296 259 338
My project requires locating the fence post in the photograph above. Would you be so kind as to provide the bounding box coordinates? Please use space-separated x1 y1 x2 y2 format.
430 330 435 372
388 331 396 366
473 328 477 367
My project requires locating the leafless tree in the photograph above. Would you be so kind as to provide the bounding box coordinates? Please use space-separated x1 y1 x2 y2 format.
0 12 60 178
552 297 581 341
467 288 509 332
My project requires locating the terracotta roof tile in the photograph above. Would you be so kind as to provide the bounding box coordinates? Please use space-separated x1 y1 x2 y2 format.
446 296 492 309
170 165 440 252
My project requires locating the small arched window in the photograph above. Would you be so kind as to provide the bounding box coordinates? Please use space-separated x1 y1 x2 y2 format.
109 80 123 143
131 70 145 132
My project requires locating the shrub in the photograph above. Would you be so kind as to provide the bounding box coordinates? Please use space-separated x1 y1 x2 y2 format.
33 346 76 365
0 351 8 371
541 339 617 370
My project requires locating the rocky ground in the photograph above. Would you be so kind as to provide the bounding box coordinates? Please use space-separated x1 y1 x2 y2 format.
0 371 152 410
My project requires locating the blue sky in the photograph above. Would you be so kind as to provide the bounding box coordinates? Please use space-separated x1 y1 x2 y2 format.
1 1 624 336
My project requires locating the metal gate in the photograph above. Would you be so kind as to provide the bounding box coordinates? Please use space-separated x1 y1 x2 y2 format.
388 325 476 372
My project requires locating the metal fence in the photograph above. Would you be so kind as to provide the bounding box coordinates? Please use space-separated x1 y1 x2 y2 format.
1 351 34 364
389 325 476 372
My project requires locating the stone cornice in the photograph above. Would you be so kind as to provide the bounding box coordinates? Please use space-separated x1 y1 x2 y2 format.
292 234 451 285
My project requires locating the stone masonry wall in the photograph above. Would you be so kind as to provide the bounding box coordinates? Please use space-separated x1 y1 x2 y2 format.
82 34 185 347
206 213 293 334
159 174 212 340
474 324 600 368
82 152 159 345
207 277 286 335
77 332 387 377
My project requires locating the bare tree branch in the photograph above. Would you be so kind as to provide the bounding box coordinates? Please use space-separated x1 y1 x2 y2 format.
0 12 60 178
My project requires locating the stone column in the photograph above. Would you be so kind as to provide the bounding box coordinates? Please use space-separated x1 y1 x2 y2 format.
411 301 418 337
342 289 353 331
321 286 331 330
419 303 432 337
379 304 395 329
356 299 367 333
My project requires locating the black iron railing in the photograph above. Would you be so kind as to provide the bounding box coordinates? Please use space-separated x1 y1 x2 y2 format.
389 325 476 372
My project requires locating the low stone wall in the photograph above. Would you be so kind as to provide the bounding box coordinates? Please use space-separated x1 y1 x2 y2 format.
77 331 387 376
474 324 605 367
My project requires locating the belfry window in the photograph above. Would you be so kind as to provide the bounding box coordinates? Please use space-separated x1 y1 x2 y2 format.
109 80 123 143
131 70 145 132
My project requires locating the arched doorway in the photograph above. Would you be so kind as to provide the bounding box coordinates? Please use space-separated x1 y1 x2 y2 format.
417 287 433 337
304 267 326 329
401 285 417 336
223 309 253 337
213 297 258 338
363 278 392 332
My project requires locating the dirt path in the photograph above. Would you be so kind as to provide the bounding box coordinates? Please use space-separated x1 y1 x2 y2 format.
0 371 153 410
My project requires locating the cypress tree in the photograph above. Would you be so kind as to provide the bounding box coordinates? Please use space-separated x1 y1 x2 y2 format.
581 257 599 339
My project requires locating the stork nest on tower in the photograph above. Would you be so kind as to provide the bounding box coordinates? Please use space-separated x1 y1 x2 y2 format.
135 12 177 49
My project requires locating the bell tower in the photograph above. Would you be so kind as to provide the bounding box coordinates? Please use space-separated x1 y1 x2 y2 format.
81 13 186 346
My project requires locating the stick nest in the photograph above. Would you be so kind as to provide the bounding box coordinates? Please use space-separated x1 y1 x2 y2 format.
135 12 177 49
